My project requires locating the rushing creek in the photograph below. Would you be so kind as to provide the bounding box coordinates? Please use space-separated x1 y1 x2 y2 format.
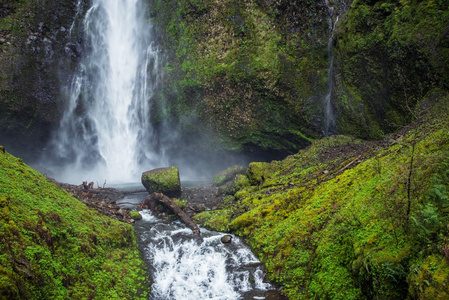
42 0 287 295
118 191 286 300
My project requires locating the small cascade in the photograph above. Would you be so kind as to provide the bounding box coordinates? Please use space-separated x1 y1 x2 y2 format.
323 0 346 136
43 0 164 184
134 210 279 300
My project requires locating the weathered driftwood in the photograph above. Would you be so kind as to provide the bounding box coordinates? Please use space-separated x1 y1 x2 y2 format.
141 192 201 235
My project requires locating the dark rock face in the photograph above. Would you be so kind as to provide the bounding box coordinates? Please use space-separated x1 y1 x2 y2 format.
0 0 80 163
2 0 448 167
141 166 182 198
333 0 449 139
148 0 336 155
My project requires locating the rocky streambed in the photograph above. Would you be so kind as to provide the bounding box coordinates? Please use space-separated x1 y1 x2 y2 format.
53 177 286 299
53 178 224 223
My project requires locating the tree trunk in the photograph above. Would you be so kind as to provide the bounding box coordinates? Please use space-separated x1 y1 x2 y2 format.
141 192 201 235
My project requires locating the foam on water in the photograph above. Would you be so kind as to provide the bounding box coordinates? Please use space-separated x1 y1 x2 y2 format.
138 214 273 300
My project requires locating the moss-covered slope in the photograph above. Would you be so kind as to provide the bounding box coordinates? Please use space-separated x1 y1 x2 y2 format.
0 148 149 299
194 90 449 299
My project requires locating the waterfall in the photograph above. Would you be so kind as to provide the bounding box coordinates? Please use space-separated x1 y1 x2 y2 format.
323 0 346 136
44 0 163 184
323 15 338 136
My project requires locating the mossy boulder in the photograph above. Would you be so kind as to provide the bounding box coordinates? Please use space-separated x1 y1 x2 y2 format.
141 166 181 198
218 174 250 196
192 209 232 232
129 210 142 221
214 165 247 186
246 161 277 185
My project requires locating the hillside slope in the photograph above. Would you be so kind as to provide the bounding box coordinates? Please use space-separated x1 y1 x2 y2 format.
195 90 449 299
0 148 149 299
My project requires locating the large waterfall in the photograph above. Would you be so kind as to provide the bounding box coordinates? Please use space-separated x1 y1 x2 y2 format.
45 0 163 184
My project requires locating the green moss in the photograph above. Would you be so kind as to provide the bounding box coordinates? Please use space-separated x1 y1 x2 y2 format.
173 198 188 210
193 209 233 232
246 162 276 185
129 210 143 221
221 95 449 299
335 0 449 139
0 147 149 299
218 174 251 196
213 165 247 186
141 166 181 197
408 254 449 299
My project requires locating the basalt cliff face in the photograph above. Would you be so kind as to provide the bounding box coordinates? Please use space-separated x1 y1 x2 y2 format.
149 0 449 154
0 0 79 161
334 0 449 139
1 0 448 160
149 0 337 156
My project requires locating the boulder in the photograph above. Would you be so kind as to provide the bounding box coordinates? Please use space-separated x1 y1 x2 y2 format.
129 210 142 221
213 165 247 186
141 166 181 198
247 162 275 185
218 174 250 196
221 235 232 244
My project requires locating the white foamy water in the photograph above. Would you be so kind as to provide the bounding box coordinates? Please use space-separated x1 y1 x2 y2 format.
137 216 273 300
44 0 164 184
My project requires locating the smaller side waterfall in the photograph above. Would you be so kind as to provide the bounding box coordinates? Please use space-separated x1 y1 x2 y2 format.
323 0 346 136
323 15 338 136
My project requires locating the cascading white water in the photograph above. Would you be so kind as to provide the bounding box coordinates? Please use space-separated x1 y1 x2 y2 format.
45 0 163 183
323 15 338 136
323 0 347 136
136 210 275 300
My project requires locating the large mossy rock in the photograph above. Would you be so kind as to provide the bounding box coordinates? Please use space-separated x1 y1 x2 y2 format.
247 161 278 185
213 165 247 186
141 166 181 197
218 174 250 196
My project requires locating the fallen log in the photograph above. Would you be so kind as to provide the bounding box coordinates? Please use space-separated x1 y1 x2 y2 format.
141 192 201 235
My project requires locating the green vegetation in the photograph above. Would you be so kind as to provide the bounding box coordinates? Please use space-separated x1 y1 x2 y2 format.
213 165 246 186
149 0 331 154
145 0 449 153
141 166 181 198
129 210 143 221
335 0 449 139
194 92 449 299
173 198 188 210
0 147 149 299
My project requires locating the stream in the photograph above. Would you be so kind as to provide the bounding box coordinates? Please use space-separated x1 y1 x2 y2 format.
118 191 286 300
